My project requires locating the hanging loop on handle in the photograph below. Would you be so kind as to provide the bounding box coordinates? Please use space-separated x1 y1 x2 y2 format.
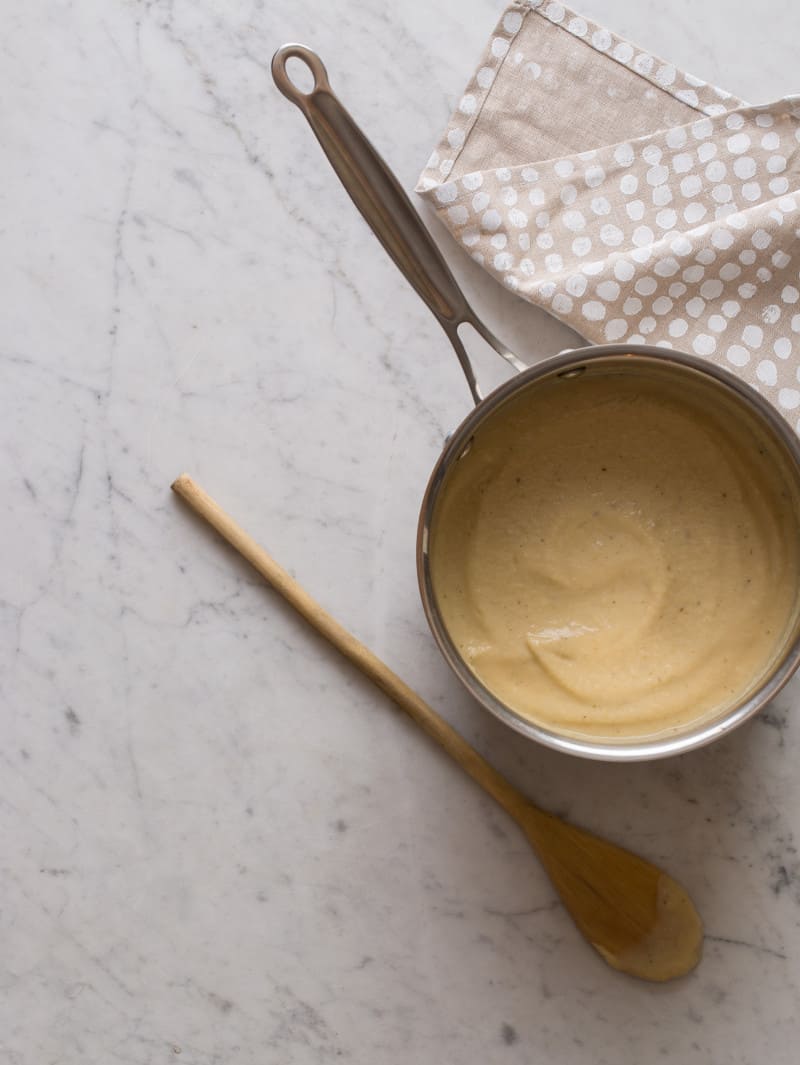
271 43 332 103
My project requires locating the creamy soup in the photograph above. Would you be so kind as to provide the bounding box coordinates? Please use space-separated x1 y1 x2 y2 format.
430 369 800 740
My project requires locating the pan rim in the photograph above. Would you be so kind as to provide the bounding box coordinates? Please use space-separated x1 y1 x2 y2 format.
416 342 800 762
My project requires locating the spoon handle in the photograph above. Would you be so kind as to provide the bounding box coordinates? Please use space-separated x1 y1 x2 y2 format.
172 474 530 820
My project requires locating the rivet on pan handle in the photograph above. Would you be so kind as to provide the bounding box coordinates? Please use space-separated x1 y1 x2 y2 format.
271 44 527 403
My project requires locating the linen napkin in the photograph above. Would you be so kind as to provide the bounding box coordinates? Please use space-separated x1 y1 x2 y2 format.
417 1 800 423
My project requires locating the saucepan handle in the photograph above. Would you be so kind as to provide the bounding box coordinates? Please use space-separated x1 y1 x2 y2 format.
271 44 524 402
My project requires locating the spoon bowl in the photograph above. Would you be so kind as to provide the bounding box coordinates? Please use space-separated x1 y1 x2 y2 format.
522 803 702 981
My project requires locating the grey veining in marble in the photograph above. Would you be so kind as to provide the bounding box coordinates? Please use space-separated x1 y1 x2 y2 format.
3 1 800 1062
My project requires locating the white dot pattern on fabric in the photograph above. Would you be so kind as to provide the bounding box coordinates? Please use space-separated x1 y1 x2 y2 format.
447 204 469 225
597 280 621 301
775 338 793 358
727 345 750 366
757 359 778 385
693 334 716 355
585 165 605 187
652 184 672 205
435 182 458 205
477 66 496 89
417 1 800 424
620 174 638 194
503 10 523 33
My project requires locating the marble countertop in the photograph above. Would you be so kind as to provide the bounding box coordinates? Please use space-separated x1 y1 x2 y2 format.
4 1 800 1061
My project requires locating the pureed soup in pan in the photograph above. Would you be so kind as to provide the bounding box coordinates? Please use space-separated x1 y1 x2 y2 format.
430 365 800 741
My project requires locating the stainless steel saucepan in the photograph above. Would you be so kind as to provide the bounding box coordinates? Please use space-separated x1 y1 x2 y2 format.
272 44 800 761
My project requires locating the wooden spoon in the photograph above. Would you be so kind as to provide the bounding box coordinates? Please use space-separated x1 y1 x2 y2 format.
172 474 703 981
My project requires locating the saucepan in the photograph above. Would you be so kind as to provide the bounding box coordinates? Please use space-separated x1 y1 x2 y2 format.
272 45 800 761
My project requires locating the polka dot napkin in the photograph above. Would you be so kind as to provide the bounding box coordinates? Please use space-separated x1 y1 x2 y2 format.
416 0 800 421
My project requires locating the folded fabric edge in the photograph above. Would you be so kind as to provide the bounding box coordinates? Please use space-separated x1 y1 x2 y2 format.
415 0 745 198
419 102 793 208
